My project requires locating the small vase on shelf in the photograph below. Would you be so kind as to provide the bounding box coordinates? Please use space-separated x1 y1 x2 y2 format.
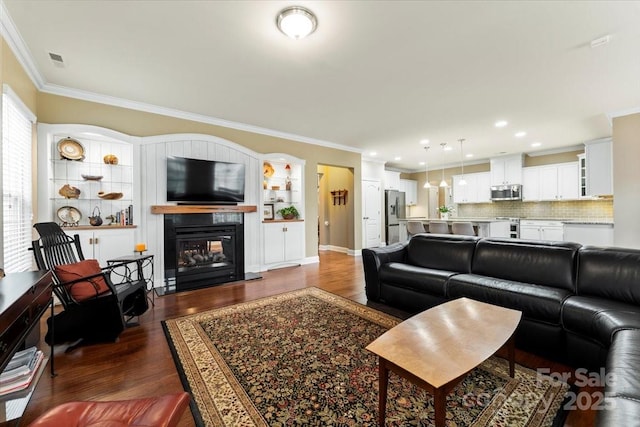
440 212 449 220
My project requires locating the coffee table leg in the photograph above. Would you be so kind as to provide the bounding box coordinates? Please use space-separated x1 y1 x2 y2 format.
434 388 446 427
378 357 388 426
507 335 516 377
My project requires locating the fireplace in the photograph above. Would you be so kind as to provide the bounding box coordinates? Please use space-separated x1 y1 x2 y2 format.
164 214 244 292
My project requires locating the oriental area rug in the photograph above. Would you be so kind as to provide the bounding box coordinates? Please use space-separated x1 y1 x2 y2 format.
162 287 569 426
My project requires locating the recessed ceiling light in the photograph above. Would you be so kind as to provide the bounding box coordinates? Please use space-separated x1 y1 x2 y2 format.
531 142 542 147
515 131 527 138
495 120 508 128
419 161 425 166
444 146 453 151
420 139 430 145
394 156 402 161
369 151 377 156
276 6 318 39
466 154 474 158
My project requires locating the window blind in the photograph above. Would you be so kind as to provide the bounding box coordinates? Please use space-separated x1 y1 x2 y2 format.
2 85 36 273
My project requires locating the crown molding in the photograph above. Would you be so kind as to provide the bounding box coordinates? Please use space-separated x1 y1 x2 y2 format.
0 0 45 88
607 106 640 125
525 144 584 157
39 82 362 154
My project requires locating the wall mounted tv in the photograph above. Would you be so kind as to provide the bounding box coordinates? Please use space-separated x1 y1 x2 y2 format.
166 156 245 204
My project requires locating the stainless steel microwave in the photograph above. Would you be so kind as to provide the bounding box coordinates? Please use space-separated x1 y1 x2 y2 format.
490 184 522 201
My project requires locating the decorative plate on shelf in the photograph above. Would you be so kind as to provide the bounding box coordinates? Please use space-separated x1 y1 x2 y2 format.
57 206 82 226
263 162 274 178
56 137 85 161
81 174 103 181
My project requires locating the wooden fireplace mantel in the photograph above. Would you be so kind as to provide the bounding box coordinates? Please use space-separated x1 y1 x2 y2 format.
151 205 257 214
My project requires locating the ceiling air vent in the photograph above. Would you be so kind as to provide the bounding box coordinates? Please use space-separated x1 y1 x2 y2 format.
48 52 65 67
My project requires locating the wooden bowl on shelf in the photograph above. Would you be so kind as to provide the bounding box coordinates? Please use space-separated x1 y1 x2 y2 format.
271 185 280 190
97 191 123 200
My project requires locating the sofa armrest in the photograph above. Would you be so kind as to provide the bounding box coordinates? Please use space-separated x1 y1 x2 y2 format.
362 242 408 302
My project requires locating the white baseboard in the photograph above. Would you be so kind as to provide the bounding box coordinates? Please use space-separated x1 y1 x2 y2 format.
319 245 361 256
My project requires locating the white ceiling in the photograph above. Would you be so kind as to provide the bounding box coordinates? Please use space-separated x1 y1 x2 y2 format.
3 1 640 171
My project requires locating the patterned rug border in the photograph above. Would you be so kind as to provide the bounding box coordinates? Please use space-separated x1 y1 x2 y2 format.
162 287 570 426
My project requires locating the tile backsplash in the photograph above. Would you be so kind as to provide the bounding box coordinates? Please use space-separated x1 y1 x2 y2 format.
456 199 613 220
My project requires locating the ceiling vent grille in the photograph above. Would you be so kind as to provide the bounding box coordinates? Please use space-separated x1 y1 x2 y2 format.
48 52 65 67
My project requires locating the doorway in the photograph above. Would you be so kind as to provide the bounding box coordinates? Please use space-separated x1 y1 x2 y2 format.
317 165 355 253
362 179 382 248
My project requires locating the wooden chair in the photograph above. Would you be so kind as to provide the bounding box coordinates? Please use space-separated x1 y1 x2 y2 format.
31 222 149 346
428 221 451 234
452 222 476 236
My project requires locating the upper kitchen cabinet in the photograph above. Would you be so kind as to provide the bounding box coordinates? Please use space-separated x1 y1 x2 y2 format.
522 162 579 202
399 179 418 205
584 138 613 196
490 154 523 186
384 170 401 190
453 172 491 203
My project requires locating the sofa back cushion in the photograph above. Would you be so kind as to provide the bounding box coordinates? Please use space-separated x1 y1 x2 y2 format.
471 238 580 292
407 234 479 273
577 246 640 305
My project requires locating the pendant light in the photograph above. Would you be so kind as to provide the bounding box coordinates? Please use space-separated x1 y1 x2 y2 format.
458 138 467 186
439 143 448 188
423 146 431 189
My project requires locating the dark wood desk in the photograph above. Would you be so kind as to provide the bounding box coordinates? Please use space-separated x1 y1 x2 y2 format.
0 271 54 423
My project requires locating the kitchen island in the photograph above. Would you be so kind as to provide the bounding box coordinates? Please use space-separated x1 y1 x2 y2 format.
398 217 614 245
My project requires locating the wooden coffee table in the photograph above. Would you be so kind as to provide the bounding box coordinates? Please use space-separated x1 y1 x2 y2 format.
366 297 522 426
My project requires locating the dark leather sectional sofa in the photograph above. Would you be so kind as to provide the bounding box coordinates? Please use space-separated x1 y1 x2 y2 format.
362 234 640 426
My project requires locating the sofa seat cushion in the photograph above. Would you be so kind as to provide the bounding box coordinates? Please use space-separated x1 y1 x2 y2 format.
379 262 456 296
598 329 640 426
562 296 640 348
447 274 571 324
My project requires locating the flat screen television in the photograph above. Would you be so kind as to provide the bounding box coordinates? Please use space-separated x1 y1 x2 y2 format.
166 156 245 204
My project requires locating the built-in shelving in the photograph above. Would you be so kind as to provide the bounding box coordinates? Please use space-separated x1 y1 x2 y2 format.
151 205 257 214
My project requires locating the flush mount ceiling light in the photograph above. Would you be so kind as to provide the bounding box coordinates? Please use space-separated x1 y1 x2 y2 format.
277 6 318 39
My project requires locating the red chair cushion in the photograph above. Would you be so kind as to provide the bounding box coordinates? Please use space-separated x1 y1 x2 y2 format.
54 259 110 301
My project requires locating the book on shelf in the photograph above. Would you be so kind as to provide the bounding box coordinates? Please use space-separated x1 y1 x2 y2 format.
0 347 44 397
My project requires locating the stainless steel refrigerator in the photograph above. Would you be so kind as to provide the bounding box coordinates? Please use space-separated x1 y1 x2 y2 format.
385 190 406 245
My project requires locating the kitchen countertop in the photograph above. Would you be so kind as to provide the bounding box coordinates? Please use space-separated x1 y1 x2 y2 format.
401 217 614 225
401 217 507 223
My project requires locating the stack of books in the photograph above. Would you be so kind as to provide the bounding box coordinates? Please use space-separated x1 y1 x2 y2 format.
0 347 44 398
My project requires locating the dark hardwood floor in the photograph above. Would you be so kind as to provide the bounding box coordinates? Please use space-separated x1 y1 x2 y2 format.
15 251 598 426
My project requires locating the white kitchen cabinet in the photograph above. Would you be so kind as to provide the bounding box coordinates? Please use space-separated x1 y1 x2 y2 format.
584 138 613 196
263 221 305 267
490 155 523 186
489 221 510 238
522 168 540 201
384 171 401 190
522 163 579 201
563 223 614 246
399 221 408 242
520 220 564 241
65 227 135 265
399 179 418 206
557 163 580 200
577 154 587 198
452 172 491 203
